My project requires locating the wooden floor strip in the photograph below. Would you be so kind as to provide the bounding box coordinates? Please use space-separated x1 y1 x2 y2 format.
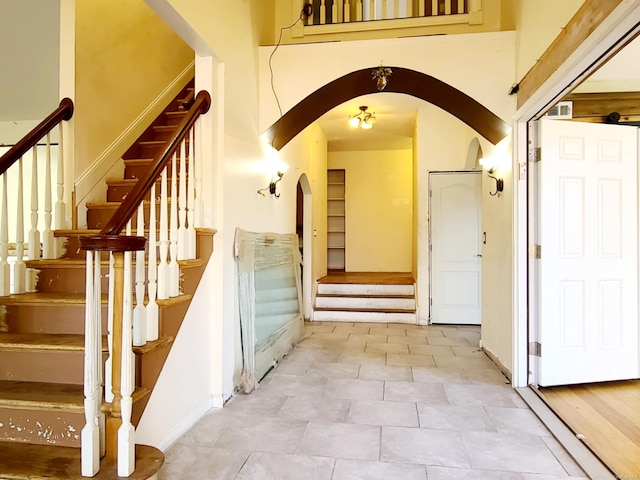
540 380 640 477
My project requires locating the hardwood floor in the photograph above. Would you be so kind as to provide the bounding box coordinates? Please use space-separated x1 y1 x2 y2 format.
538 380 640 478
318 271 414 285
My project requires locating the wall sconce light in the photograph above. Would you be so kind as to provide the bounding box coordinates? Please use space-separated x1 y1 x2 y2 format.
479 156 504 197
348 106 376 129
258 163 289 198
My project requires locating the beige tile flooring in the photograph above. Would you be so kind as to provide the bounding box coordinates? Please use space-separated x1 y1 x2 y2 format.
159 322 588 480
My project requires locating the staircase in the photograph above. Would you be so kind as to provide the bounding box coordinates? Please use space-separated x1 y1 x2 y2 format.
313 273 417 323
0 80 214 478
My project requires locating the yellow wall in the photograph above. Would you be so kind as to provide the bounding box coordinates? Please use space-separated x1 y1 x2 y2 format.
514 0 584 79
328 149 413 272
74 0 193 176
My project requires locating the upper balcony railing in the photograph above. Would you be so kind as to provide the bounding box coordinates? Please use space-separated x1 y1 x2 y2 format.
296 0 484 37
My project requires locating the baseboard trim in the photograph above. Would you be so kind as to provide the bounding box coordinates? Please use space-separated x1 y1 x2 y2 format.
75 60 195 206
515 387 615 480
153 395 215 452
481 346 512 382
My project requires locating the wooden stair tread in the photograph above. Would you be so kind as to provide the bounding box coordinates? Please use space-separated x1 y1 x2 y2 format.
0 442 163 479
0 380 84 411
0 332 105 352
0 292 107 306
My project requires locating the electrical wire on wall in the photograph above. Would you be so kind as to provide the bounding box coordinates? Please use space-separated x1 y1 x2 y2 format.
268 4 312 139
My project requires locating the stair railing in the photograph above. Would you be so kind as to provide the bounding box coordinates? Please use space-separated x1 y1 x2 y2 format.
0 98 74 295
79 90 211 477
306 0 468 25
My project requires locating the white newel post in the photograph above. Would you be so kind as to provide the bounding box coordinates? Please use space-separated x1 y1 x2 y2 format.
81 251 100 477
118 226 135 477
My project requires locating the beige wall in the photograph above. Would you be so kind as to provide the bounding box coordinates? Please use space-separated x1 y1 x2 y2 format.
74 0 193 177
328 150 413 272
514 0 584 80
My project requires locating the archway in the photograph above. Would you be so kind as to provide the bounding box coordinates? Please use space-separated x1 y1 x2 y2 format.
263 66 511 150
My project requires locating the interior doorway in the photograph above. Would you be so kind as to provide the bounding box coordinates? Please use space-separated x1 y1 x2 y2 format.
429 171 482 325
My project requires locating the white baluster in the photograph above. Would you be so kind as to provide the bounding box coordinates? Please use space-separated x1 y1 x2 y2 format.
55 123 66 255
13 158 26 294
418 0 425 16
194 121 203 229
93 251 105 457
147 182 159 341
118 223 135 477
345 0 351 22
382 0 388 19
432 0 439 15
133 204 146 347
43 133 54 259
157 167 169 300
332 0 338 23
81 251 100 477
458 0 465 13
0 175 10 296
105 252 115 403
320 0 326 24
27 146 40 292
394 0 400 18
177 139 187 260
356 0 363 20
186 127 196 260
169 152 179 297
444 0 451 14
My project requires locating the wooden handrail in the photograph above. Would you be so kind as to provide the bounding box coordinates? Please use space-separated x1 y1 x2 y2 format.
80 90 210 251
0 98 74 176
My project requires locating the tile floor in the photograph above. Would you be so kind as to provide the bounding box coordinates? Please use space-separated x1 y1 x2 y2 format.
159 322 588 480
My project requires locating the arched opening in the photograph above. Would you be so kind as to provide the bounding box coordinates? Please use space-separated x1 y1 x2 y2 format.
263 66 510 150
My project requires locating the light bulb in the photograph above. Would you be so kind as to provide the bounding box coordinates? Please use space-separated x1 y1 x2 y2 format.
349 116 360 128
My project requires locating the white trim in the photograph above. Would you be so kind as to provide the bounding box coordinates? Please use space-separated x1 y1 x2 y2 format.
152 396 215 451
74 61 195 206
512 3 640 388
516 388 615 480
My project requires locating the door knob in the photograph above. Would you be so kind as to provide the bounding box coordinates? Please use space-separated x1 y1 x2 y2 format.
476 254 482 257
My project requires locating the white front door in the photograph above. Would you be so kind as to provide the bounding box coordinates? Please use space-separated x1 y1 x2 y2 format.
430 172 482 325
537 118 639 386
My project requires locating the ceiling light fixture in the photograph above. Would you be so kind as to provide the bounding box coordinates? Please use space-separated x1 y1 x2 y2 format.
348 106 376 130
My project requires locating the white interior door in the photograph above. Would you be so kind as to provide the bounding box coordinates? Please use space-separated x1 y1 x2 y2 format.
537 118 639 386
430 172 482 325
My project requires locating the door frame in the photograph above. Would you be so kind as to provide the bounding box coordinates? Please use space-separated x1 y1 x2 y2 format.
429 170 482 325
512 6 640 388
297 174 314 320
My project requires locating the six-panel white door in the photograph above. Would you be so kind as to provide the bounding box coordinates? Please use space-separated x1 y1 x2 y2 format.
430 172 482 325
538 118 639 386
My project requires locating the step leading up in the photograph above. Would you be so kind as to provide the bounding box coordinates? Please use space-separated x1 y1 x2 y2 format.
313 274 417 323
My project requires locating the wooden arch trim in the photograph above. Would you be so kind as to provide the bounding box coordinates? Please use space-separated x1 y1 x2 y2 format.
263 67 511 150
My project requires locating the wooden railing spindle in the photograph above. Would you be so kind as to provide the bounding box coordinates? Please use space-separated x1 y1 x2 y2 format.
43 133 54 259
157 167 169 300
344 0 351 22
186 127 196 259
320 0 326 24
0 175 9 296
133 204 146 347
55 123 66 255
178 139 187 260
146 182 159 341
13 158 26 294
169 152 179 297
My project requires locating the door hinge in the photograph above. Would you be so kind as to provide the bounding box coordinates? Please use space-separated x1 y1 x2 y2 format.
529 341 541 357
532 147 541 162
529 244 541 259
